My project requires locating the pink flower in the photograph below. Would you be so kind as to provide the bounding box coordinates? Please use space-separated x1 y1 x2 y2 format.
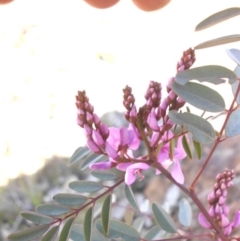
152 132 186 184
106 124 140 155
117 162 150 185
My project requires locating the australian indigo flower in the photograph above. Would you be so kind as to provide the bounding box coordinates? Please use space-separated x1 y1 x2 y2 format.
75 48 195 185
198 169 240 239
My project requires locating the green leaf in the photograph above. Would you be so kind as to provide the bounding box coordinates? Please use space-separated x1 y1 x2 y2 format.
69 146 92 166
69 181 104 193
81 153 107 170
195 8 240 31
193 140 202 159
84 207 93 241
168 111 215 144
144 226 164 240
21 211 53 224
8 224 49 241
171 82 225 112
169 138 175 160
124 184 139 211
182 135 192 159
41 226 59 241
227 48 240 65
231 80 240 104
53 193 87 207
232 66 240 104
225 109 240 137
102 195 111 235
195 35 240 50
96 219 140 241
36 204 70 216
70 225 107 241
152 203 177 233
91 170 119 180
59 217 75 241
175 65 236 85
132 217 144 232
178 198 192 227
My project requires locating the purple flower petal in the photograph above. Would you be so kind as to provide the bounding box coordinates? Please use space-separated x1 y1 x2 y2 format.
232 210 240 228
147 110 159 131
116 162 132 171
120 127 129 146
171 159 184 184
174 136 186 160
125 163 150 185
87 139 101 153
92 130 105 147
198 213 211 229
90 161 115 170
105 141 119 160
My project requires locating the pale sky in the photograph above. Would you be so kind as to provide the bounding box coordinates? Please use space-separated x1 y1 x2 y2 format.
0 0 239 185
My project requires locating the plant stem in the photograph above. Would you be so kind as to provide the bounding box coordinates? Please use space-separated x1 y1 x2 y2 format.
191 80 240 190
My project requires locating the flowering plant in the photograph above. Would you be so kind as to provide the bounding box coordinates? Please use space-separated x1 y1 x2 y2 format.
8 7 240 241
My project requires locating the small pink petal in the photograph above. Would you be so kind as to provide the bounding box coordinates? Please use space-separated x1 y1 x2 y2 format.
90 161 115 170
100 123 109 139
174 136 187 160
84 124 92 136
157 147 169 163
223 224 232 236
221 214 230 227
117 163 132 171
105 142 119 160
171 159 184 184
125 167 136 185
198 213 211 228
120 127 129 146
92 130 104 147
232 210 240 228
87 139 101 153
147 110 159 131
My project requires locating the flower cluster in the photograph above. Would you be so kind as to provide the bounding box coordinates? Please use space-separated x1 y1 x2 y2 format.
75 48 195 185
198 169 240 238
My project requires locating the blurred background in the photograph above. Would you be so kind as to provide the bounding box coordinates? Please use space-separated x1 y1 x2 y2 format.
1 0 240 240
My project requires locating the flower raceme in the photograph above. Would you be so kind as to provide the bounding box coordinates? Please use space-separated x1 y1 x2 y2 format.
198 169 240 239
76 48 195 185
